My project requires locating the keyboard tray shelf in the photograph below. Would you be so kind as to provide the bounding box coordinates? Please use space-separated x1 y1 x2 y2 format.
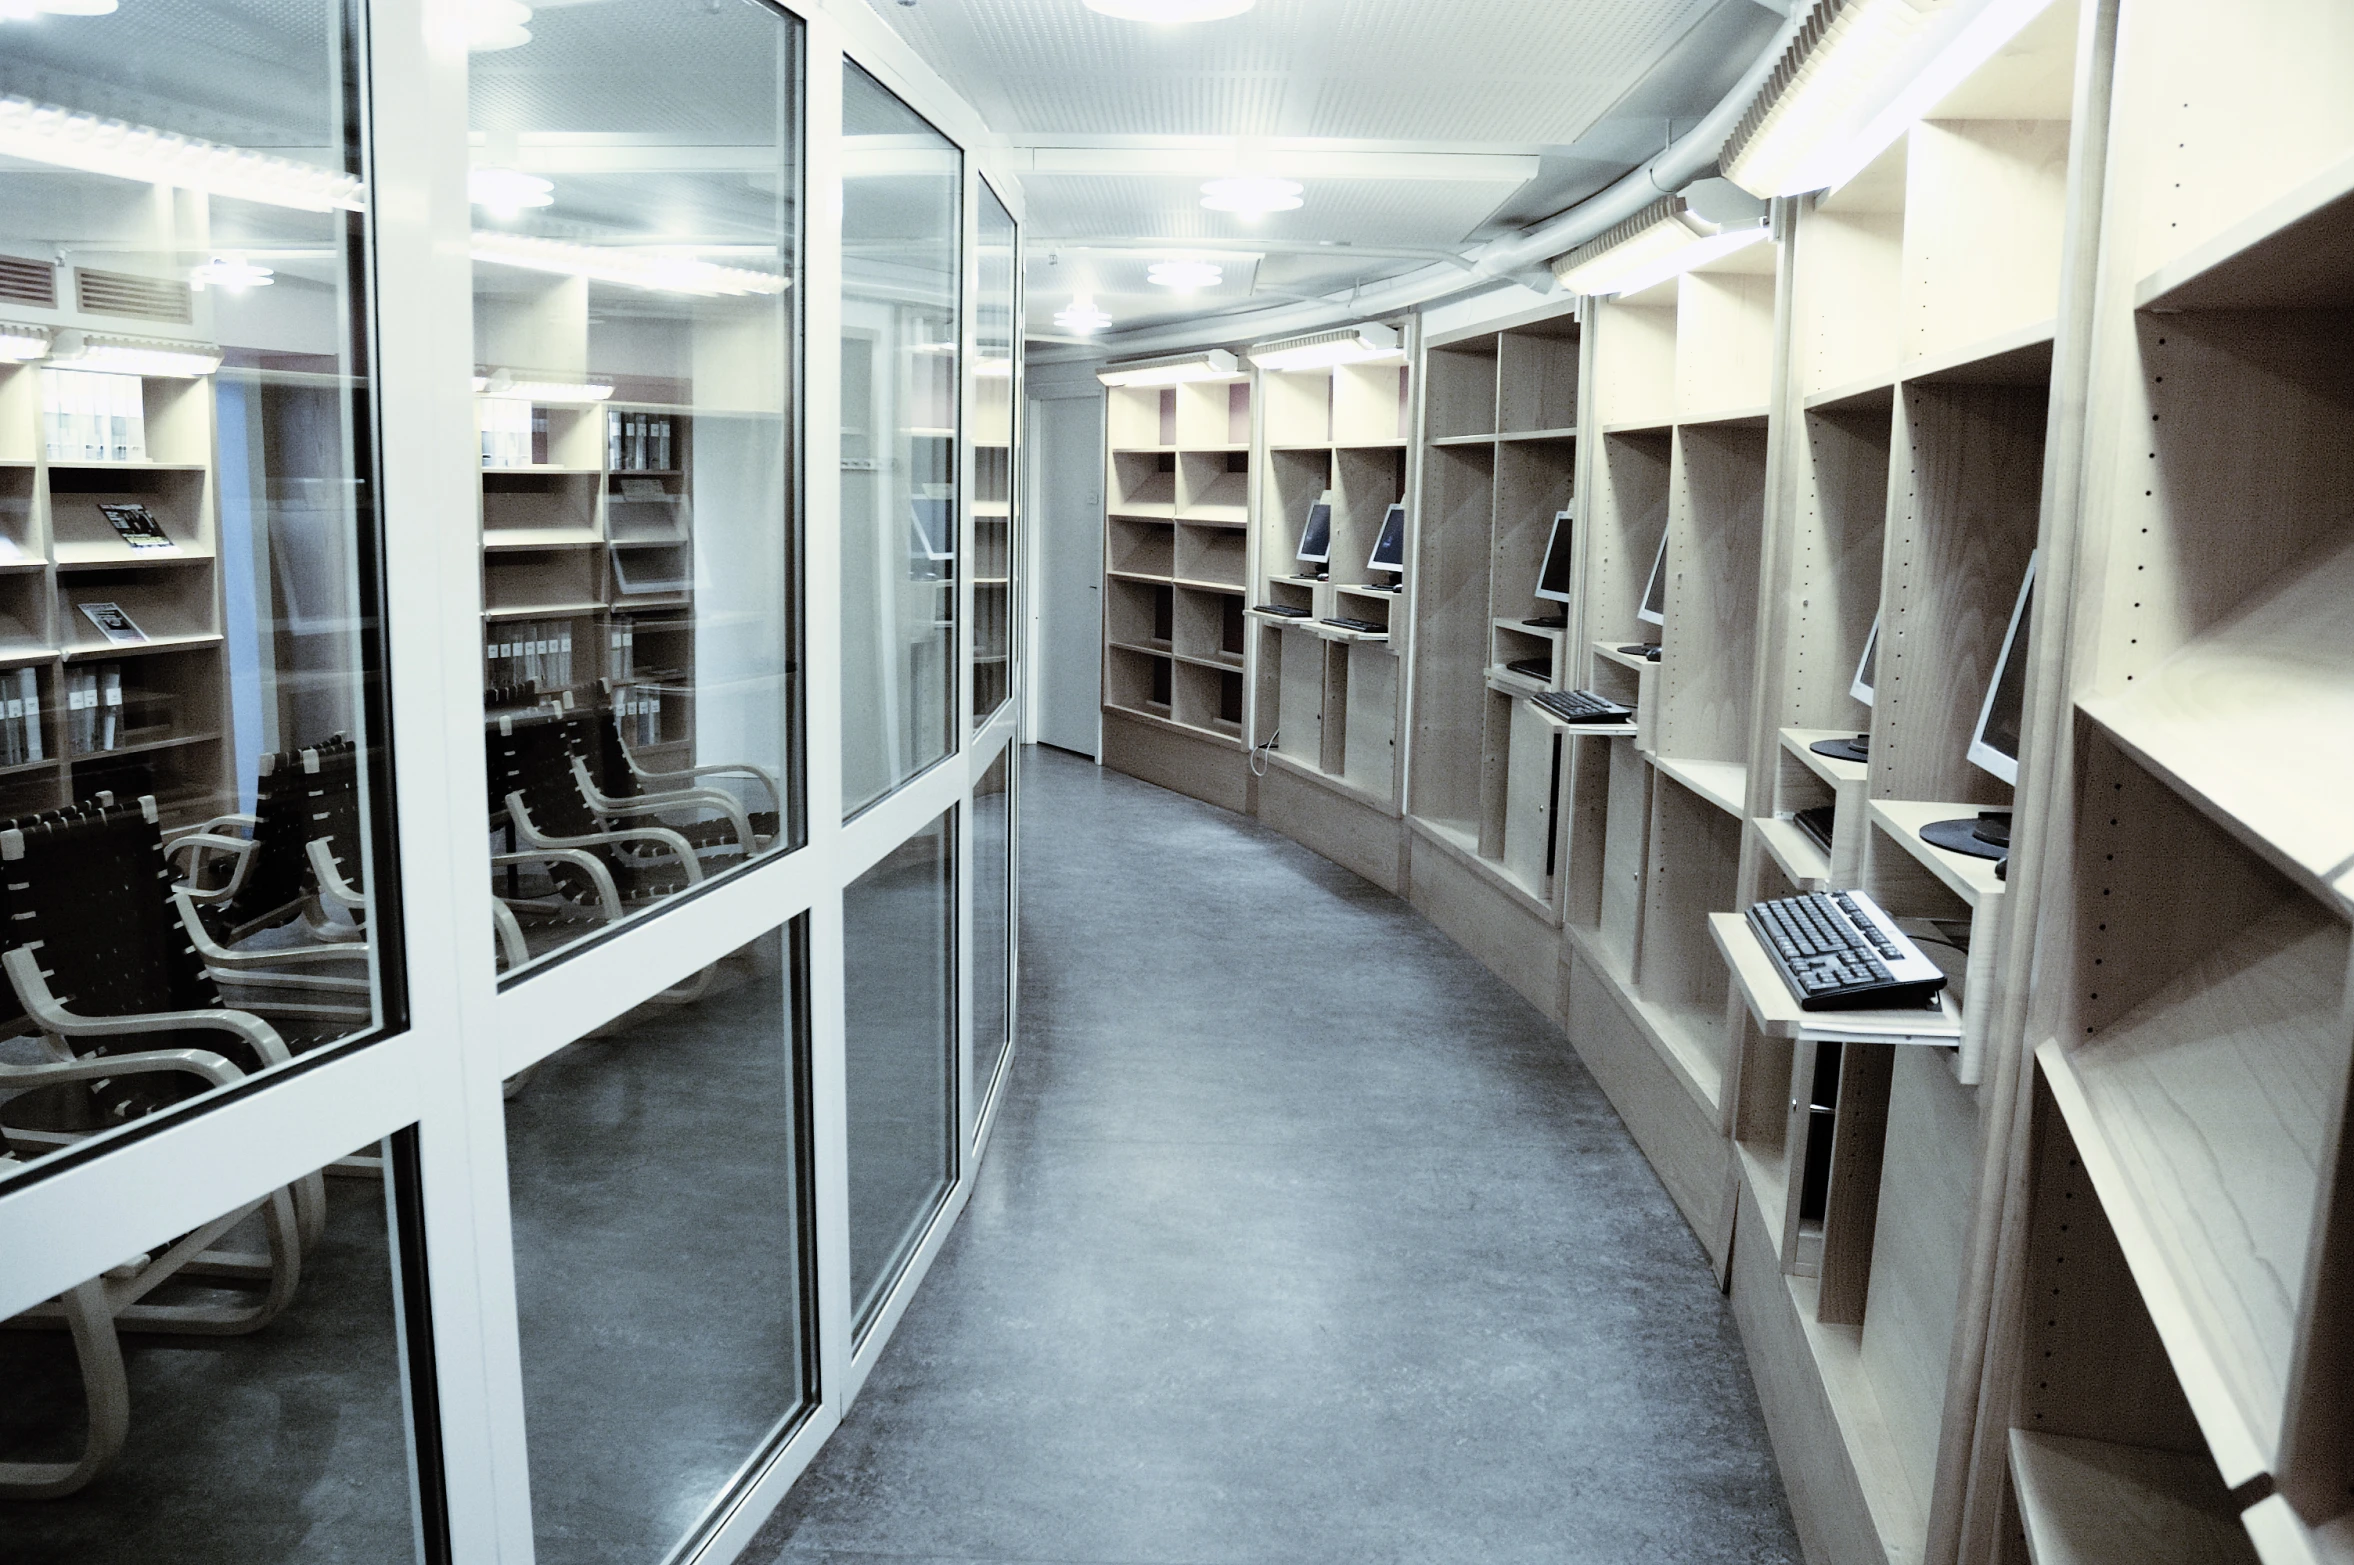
1709 912 1965 1047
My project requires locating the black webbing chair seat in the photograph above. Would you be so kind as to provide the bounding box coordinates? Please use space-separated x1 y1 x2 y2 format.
488 711 703 915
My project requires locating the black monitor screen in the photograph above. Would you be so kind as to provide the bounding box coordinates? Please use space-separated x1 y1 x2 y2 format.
1296 498 1333 564
1535 511 1574 603
1636 531 1668 625
1979 582 2031 762
1368 504 1406 572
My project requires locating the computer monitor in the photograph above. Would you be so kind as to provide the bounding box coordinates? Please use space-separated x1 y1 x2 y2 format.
1534 509 1575 605
1367 503 1406 576
1966 552 2035 787
1851 614 1880 708
1635 531 1668 627
908 496 955 564
1295 490 1334 567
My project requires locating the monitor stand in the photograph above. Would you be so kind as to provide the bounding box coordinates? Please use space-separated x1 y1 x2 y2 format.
1523 612 1568 628
1810 733 1869 764
1920 809 2010 862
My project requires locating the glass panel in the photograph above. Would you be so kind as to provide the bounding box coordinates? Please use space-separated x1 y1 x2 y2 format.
971 748 1013 1109
840 65 960 817
507 927 812 1565
0 0 396 1184
844 809 956 1335
0 1136 429 1558
475 2 804 976
972 186 1015 729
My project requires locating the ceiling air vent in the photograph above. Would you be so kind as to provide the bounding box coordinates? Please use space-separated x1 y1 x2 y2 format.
0 254 56 308
75 266 193 325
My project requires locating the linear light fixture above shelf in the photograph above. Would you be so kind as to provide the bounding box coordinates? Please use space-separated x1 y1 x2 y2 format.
1097 349 1239 388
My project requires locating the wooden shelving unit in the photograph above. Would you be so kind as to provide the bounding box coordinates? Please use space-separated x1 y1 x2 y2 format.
0 361 233 826
1099 375 1252 810
1246 350 1412 888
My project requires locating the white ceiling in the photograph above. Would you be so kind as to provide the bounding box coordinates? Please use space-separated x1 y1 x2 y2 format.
859 0 1786 339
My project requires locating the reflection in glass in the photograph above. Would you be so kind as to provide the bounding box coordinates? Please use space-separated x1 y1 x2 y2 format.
841 64 961 817
972 187 1016 729
972 749 1013 1109
844 809 956 1334
0 0 393 1180
507 929 812 1565
475 2 804 975
0 1140 425 1560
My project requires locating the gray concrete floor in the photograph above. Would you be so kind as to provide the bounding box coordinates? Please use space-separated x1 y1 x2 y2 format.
749 745 1800 1565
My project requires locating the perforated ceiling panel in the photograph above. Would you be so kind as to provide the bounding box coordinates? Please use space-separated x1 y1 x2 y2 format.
1024 173 1522 250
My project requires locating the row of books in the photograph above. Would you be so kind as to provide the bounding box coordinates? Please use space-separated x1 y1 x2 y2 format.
487 621 575 692
607 621 641 680
43 369 149 464
608 411 676 471
614 686 665 747
481 399 547 469
63 664 126 756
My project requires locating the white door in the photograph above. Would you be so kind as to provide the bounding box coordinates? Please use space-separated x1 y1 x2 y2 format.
1026 390 1104 756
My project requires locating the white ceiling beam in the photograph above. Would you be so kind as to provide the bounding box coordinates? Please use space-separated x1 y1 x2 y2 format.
1009 145 1540 183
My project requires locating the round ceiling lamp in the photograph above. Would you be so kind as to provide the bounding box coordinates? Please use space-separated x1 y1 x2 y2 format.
470 167 556 218
1083 0 1254 22
189 255 275 292
1201 176 1302 216
1147 259 1222 291
1055 294 1112 334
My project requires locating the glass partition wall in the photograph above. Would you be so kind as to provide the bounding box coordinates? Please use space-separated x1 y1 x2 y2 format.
840 64 960 818
474 0 805 976
0 9 1020 1565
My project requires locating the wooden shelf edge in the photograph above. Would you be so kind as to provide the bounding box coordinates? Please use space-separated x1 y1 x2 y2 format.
2241 1494 2354 1565
2032 1038 2277 1490
2008 1430 2253 1565
1708 912 1964 1046
1754 814 1832 891
1100 700 1243 751
1777 1267 1934 1555
1900 316 2058 385
2137 147 2354 312
1651 753 1748 818
1782 727 1869 787
1865 798 2010 907
1265 748 1400 817
1563 922 1726 1116
1803 373 1897 413
1407 814 1560 927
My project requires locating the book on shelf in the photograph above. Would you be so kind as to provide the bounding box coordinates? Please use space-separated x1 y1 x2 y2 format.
607 410 676 472
97 502 177 552
78 601 147 644
607 620 636 680
42 368 147 463
65 664 123 756
0 668 42 767
616 684 662 746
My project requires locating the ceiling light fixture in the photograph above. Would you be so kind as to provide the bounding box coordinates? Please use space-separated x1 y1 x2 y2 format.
479 368 613 403
1147 259 1222 291
1248 323 1400 372
0 0 117 18
1723 0 2057 198
1083 0 1253 22
0 93 367 211
50 332 222 377
0 323 52 362
1551 194 1770 299
1054 294 1111 334
189 254 275 292
1201 176 1302 216
467 0 533 51
469 167 555 218
1096 349 1240 388
471 232 790 297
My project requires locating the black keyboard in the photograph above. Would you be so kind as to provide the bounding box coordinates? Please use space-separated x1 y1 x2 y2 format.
1254 603 1310 618
1793 804 1836 854
1320 616 1387 634
1745 890 1948 1012
1505 657 1552 679
1531 688 1633 723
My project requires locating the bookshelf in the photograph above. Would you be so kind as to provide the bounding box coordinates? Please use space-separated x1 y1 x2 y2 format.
0 359 232 827
1099 374 1251 811
1246 350 1411 887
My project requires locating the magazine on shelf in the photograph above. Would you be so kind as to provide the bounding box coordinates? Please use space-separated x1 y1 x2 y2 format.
97 502 178 552
78 601 148 644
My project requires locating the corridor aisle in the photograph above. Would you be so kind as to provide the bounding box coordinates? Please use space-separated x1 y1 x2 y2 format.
751 747 1799 1565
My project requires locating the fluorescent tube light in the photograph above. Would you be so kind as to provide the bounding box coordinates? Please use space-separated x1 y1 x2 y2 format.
1097 349 1239 388
0 93 366 211
1201 176 1302 216
1054 294 1111 334
0 323 51 362
1147 259 1222 291
1551 196 1770 299
1084 0 1253 20
471 232 789 296
50 333 221 377
1248 323 1400 372
1723 0 2057 197
480 369 613 403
